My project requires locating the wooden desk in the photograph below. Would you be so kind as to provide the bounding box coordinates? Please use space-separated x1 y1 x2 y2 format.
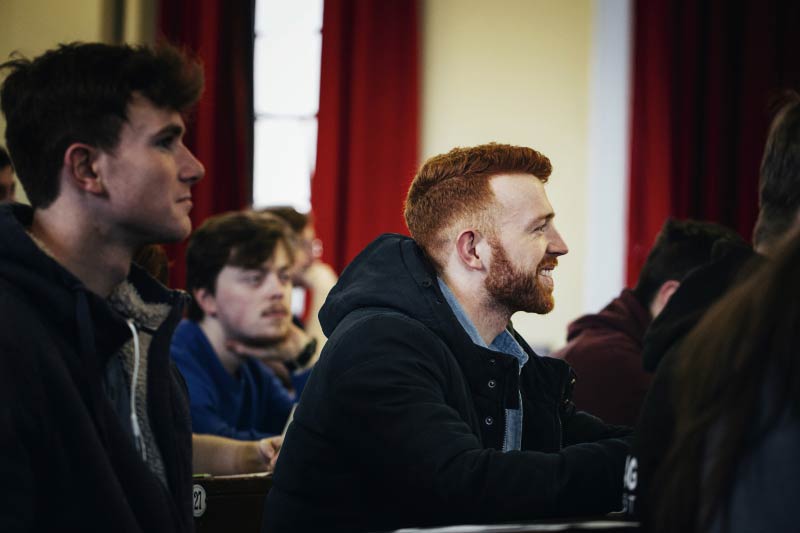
192 472 272 533
190 476 639 533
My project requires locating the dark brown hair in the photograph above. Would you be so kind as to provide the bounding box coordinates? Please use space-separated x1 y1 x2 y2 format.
633 218 743 307
185 211 294 321
259 206 310 234
0 42 203 208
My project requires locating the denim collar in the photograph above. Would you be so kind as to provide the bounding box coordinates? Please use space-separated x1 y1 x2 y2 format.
437 278 528 368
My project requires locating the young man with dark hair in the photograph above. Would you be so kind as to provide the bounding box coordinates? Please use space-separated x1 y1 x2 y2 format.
0 146 15 202
171 211 315 440
553 218 743 425
0 42 238 531
264 143 632 532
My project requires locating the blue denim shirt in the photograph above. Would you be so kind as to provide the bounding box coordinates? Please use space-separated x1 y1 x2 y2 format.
438 278 528 451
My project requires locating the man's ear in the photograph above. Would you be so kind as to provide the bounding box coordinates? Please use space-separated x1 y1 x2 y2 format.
193 287 218 318
63 143 104 194
454 229 487 271
650 279 680 318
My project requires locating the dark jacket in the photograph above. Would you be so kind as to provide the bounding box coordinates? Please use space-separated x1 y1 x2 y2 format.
264 234 632 532
554 289 652 426
0 204 193 532
622 240 760 523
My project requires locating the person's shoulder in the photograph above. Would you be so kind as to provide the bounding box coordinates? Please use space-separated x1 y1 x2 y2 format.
563 328 642 366
0 277 51 345
170 320 208 358
169 320 223 387
329 308 442 351
322 308 454 375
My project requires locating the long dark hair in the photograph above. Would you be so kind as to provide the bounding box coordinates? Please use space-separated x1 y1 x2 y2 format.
653 229 800 533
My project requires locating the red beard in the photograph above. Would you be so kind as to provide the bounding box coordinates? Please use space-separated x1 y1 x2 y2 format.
485 238 556 314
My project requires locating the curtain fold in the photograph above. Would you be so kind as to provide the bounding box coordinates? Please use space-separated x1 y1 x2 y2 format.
312 0 420 273
157 0 255 289
627 0 800 285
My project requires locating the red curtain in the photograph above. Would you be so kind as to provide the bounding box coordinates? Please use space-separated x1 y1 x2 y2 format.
313 0 420 273
158 0 254 288
627 0 800 285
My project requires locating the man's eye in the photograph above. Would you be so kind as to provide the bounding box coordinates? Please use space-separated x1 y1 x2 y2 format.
278 271 292 284
243 275 263 285
156 136 176 149
535 223 548 233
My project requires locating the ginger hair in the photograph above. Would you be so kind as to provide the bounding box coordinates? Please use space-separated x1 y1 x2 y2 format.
404 143 552 269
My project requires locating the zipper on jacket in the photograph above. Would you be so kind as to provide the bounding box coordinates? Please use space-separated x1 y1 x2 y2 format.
503 408 511 451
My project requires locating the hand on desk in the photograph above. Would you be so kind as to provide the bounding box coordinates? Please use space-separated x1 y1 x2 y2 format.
193 434 283 475
258 436 283 471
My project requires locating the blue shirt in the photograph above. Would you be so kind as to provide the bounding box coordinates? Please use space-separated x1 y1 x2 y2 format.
170 319 305 440
437 278 528 451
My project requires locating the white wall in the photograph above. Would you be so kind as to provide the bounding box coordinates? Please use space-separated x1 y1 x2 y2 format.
583 0 631 315
422 0 629 352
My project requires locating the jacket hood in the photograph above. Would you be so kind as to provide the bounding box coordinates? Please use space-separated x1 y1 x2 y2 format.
566 289 650 344
320 234 450 338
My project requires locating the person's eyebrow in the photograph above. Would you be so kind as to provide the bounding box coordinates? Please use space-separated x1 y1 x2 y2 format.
525 212 554 231
151 124 185 140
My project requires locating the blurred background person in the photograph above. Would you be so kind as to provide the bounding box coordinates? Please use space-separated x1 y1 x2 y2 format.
624 93 800 525
259 206 338 369
649 229 800 533
172 211 311 440
133 242 283 474
553 218 743 426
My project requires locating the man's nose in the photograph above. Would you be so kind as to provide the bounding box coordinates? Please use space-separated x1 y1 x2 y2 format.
261 274 285 299
179 144 205 185
548 226 569 256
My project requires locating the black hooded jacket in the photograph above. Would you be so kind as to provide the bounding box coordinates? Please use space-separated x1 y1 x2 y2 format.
264 234 632 532
0 204 193 532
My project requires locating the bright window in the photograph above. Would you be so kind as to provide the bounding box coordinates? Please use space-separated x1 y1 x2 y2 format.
253 0 323 211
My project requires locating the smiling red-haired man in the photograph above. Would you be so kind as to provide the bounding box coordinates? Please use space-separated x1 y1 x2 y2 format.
265 143 633 532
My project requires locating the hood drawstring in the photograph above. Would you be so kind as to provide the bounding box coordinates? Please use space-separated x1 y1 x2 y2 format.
125 319 147 462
